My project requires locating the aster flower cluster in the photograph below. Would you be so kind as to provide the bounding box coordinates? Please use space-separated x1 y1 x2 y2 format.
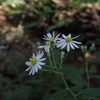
25 31 81 75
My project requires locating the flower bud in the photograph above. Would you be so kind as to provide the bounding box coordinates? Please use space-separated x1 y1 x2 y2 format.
61 51 65 59
45 48 50 56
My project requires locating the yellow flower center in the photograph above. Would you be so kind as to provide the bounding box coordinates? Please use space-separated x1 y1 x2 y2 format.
51 37 55 41
46 41 51 46
30 57 37 64
65 37 72 42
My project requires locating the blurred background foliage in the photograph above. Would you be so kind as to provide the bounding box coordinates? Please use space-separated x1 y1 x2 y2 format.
1 0 100 100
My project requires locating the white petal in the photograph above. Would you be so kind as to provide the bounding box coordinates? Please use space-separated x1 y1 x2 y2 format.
35 66 38 72
42 38 49 41
31 67 35 75
38 58 46 61
32 53 35 57
57 38 65 41
38 46 44 48
43 35 47 38
52 31 54 37
67 43 70 52
37 50 42 56
37 64 42 69
61 43 67 49
55 38 61 41
56 41 66 47
29 58 32 60
69 42 75 50
56 33 61 38
32 71 35 75
68 34 71 38
45 46 50 50
72 34 81 39
72 41 82 44
36 51 43 58
25 66 31 71
47 33 52 38
71 42 79 48
37 61 45 65
37 52 44 60
29 67 34 75
25 62 31 66
44 47 50 52
31 65 37 75
62 34 66 38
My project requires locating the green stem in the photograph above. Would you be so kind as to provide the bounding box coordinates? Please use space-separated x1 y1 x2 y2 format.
51 47 56 68
59 61 78 100
50 46 77 99
48 55 52 67
62 52 68 63
85 60 89 88
60 59 62 69
59 72 78 100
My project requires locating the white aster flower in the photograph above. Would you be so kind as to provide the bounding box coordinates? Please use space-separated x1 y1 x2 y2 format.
38 31 60 50
56 34 82 52
43 31 60 42
25 51 46 75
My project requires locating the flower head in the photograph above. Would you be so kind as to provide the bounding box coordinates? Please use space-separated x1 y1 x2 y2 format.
43 31 60 42
38 31 60 50
25 51 46 75
56 34 81 52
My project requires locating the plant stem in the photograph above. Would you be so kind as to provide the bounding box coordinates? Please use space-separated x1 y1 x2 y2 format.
48 55 52 67
85 60 89 88
50 46 77 99
60 59 62 69
59 64 78 100
62 52 68 63
51 47 56 68
59 72 78 100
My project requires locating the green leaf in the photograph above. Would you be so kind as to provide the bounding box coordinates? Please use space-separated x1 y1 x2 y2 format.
43 6 51 11
0 74 9 83
24 22 40 28
90 75 100 79
77 88 100 98
3 89 33 100
89 65 97 73
24 78 44 84
4 0 26 6
93 97 100 100
9 10 23 15
60 65 83 84
47 25 58 32
63 98 76 100
3 80 20 90
42 90 67 100
88 60 100 63
49 89 66 100
77 68 85 75
57 20 69 27
93 51 100 58
71 83 84 93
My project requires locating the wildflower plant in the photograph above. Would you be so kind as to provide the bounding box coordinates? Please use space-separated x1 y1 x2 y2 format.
25 32 100 100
